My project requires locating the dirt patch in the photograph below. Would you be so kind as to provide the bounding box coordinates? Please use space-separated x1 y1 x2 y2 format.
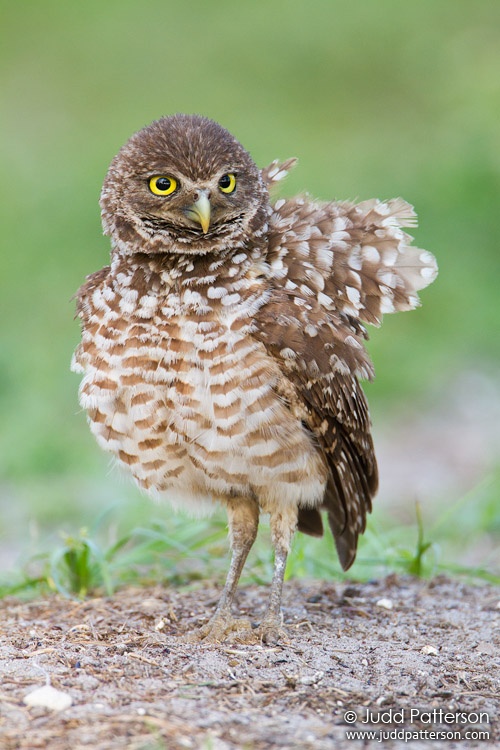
0 576 498 749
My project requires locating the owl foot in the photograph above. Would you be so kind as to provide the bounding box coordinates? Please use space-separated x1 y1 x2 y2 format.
187 613 258 645
256 615 285 646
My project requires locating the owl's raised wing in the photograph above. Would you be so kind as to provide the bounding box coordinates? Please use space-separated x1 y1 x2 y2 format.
253 195 437 569
266 195 438 326
260 158 298 190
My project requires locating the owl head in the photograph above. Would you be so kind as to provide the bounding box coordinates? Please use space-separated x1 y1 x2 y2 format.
100 114 270 256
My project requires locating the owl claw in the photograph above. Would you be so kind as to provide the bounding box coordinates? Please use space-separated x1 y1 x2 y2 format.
186 614 258 645
185 613 285 646
256 615 286 646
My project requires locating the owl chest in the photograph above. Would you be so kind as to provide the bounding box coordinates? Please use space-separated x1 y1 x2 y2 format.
75 281 328 505
80 301 284 486
124 312 272 434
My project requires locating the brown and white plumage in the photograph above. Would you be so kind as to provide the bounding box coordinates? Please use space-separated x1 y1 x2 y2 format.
72 114 437 643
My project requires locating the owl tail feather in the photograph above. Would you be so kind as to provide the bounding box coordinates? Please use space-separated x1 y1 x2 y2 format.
297 507 324 537
322 438 378 571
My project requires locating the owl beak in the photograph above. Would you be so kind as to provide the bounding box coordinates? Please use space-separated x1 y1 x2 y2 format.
186 191 211 233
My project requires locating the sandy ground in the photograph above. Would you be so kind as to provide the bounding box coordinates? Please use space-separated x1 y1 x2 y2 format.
0 575 498 749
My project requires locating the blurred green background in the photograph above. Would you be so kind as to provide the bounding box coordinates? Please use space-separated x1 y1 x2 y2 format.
1 0 499 587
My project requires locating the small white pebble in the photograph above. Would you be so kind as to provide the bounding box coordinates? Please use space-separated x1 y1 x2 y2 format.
361 658 368 667
299 671 324 686
475 641 496 655
376 598 393 610
421 645 438 656
141 597 163 611
23 685 72 711
137 707 146 716
155 618 166 631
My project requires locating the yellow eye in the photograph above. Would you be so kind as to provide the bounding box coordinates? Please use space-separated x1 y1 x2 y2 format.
218 173 236 194
149 175 178 196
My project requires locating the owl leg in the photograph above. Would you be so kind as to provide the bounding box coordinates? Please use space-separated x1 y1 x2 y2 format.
191 496 259 643
257 504 298 645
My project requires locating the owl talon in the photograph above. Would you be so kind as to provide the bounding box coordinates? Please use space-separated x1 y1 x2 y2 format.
187 614 257 645
256 616 285 646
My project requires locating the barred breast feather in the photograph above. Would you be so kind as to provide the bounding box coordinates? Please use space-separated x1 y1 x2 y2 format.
72 254 328 517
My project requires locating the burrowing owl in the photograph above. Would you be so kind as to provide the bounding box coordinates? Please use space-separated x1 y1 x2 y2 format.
72 114 437 643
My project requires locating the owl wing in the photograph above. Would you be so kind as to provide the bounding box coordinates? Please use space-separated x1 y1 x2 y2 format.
266 194 438 326
261 158 298 190
253 285 377 570
253 195 437 569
